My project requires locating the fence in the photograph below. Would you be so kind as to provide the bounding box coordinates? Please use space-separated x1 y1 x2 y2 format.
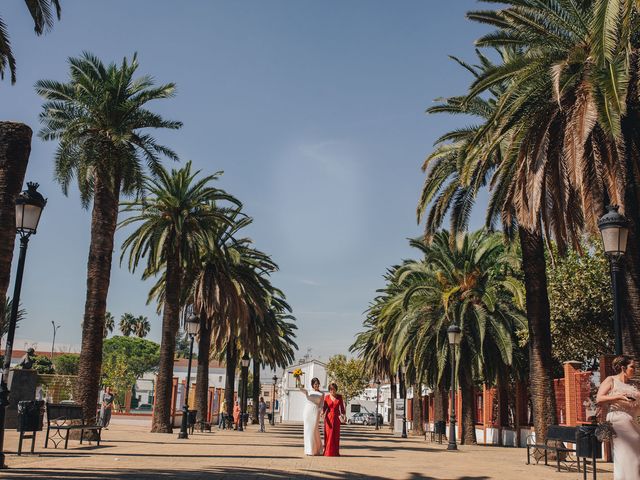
37 374 77 403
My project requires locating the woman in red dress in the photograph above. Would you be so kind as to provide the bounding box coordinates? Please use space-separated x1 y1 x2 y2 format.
322 383 345 456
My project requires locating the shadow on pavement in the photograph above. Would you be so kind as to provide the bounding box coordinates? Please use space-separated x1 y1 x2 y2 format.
5 466 492 479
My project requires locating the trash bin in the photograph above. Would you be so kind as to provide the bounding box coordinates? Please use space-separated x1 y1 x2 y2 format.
576 425 601 459
17 400 44 432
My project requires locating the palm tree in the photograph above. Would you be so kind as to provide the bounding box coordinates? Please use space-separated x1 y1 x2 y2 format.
37 52 181 421
132 315 150 338
0 0 61 84
418 46 560 441
103 311 114 338
192 222 281 426
464 1 640 362
120 161 239 433
119 313 135 336
354 231 525 445
0 122 32 328
0 297 25 346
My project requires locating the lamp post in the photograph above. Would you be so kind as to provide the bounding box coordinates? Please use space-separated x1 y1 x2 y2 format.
239 355 250 432
271 375 277 425
50 320 60 360
399 366 407 439
177 313 199 440
0 182 46 469
375 380 381 430
598 205 629 355
447 324 462 451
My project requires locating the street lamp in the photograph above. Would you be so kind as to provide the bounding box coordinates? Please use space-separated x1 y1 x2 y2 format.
447 324 462 451
0 182 46 469
399 366 407 439
375 380 381 430
177 313 199 440
50 320 60 360
239 355 250 432
271 375 277 425
598 205 629 355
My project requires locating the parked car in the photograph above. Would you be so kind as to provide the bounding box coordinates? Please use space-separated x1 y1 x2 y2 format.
363 413 384 425
347 412 368 424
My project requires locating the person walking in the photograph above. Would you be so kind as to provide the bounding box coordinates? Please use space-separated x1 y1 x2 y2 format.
99 386 115 429
233 400 241 430
322 383 345 456
258 397 267 432
596 355 640 479
218 398 227 429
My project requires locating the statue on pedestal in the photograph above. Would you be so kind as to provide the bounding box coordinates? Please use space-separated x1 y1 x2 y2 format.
18 348 35 370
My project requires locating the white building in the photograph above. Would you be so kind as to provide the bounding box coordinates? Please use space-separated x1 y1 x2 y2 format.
278 359 328 422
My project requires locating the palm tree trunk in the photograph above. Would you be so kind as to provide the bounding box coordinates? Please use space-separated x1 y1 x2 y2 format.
252 359 260 424
224 342 238 427
0 122 31 328
460 371 477 445
77 175 120 423
151 251 181 433
194 317 212 424
519 225 557 442
434 383 446 422
411 384 425 435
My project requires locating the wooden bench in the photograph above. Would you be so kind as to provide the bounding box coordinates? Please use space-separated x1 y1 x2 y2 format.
44 403 103 449
527 425 579 472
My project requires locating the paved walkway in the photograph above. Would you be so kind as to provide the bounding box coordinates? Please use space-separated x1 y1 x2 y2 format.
2 422 614 479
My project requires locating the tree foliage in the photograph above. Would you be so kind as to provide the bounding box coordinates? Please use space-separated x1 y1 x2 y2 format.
326 354 368 404
54 353 80 375
32 355 55 374
546 242 614 367
102 336 160 379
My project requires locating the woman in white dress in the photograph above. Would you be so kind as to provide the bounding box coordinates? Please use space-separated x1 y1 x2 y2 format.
300 377 324 455
596 355 640 480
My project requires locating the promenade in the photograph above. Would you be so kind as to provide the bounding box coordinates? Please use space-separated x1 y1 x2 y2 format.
1 421 614 479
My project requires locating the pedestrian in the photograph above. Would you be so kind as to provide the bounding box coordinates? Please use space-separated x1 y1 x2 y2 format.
258 397 267 432
596 355 640 479
233 400 240 430
99 386 115 429
218 398 227 429
322 383 345 456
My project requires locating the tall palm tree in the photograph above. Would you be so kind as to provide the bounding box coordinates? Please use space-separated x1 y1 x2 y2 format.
132 315 150 338
37 52 181 421
465 0 640 360
119 313 135 336
192 224 280 425
120 161 239 433
418 46 560 441
0 122 32 328
103 311 114 338
0 0 61 84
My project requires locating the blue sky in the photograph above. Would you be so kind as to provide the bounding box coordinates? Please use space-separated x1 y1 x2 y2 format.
2 1 488 362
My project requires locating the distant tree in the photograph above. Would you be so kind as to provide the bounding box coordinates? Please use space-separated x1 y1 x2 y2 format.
326 354 368 405
102 336 160 379
54 353 80 375
132 315 150 338
102 353 137 408
119 313 136 337
103 311 115 338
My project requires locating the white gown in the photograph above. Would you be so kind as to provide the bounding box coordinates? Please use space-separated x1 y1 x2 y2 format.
301 387 323 455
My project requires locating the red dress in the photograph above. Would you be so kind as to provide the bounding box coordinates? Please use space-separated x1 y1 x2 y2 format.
323 394 345 456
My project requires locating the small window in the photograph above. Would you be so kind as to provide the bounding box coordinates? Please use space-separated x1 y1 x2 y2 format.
351 404 361 413
218 376 222 383
264 392 270 397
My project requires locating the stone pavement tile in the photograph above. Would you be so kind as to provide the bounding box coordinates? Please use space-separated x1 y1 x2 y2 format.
0 422 614 479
